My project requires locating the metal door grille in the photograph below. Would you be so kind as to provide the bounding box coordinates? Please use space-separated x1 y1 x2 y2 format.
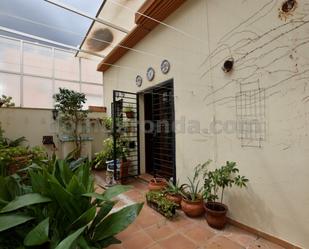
112 90 140 181
151 81 176 181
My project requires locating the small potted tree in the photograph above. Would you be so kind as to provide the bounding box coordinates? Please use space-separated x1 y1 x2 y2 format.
123 105 134 119
203 161 249 229
164 179 184 207
53 88 88 159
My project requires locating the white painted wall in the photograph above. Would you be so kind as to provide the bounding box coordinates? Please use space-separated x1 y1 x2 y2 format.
102 0 309 247
0 108 108 158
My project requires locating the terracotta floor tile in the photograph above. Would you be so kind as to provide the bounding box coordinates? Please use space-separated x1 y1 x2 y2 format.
204 236 244 249
183 226 216 245
148 243 165 249
248 238 286 249
106 244 123 249
136 206 165 228
167 214 194 231
145 223 175 241
158 234 198 249
222 224 258 247
121 230 155 249
116 222 142 241
93 175 288 249
125 189 145 202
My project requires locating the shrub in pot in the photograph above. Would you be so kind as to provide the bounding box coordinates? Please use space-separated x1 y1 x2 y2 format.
203 161 249 229
163 179 184 207
148 178 167 191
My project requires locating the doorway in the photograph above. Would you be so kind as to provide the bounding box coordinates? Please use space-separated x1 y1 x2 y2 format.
143 79 176 181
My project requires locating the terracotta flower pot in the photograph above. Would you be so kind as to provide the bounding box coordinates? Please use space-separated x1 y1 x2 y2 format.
125 111 134 119
181 198 204 217
165 193 182 207
204 202 228 229
148 178 167 191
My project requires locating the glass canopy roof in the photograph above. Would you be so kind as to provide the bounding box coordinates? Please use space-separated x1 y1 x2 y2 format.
78 0 146 60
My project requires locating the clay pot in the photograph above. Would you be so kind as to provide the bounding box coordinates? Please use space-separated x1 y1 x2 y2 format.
125 111 134 119
148 178 167 191
204 202 228 229
165 193 182 207
181 198 204 217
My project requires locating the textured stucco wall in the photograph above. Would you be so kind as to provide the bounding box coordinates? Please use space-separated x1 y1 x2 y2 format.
102 0 309 247
0 108 108 157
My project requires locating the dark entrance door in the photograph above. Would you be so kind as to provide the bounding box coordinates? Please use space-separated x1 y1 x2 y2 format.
144 80 175 181
112 90 140 181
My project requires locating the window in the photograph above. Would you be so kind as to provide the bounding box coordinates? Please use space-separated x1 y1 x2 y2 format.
23 43 53 77
54 49 79 81
81 84 103 108
0 37 20 73
81 58 102 83
0 73 21 106
0 36 104 109
23 76 53 108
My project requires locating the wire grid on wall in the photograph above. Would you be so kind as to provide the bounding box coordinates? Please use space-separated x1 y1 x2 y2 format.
235 81 266 148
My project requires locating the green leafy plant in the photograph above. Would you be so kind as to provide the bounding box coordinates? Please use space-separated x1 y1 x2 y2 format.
0 95 15 108
203 161 249 203
164 180 184 196
94 137 129 169
53 88 88 159
102 117 112 131
0 158 143 249
181 160 212 201
146 191 177 218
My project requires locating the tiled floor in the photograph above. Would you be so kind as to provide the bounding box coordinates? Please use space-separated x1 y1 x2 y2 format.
94 173 286 249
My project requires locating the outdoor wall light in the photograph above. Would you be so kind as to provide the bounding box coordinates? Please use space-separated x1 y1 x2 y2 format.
52 109 59 120
222 58 234 73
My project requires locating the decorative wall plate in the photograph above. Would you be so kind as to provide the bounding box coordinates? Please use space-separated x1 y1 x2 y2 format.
161 60 170 74
147 67 155 81
136 75 143 87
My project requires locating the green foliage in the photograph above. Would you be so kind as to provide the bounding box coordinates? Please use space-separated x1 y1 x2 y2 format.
164 179 184 195
0 146 48 177
0 95 15 108
146 191 177 218
93 137 129 169
0 158 143 249
53 88 88 158
0 123 27 148
180 161 212 202
102 117 112 130
203 161 249 203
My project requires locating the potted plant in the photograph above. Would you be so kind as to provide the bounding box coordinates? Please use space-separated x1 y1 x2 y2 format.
53 88 88 159
203 161 249 229
123 105 134 119
146 191 177 218
180 161 212 217
164 179 184 207
148 178 168 191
